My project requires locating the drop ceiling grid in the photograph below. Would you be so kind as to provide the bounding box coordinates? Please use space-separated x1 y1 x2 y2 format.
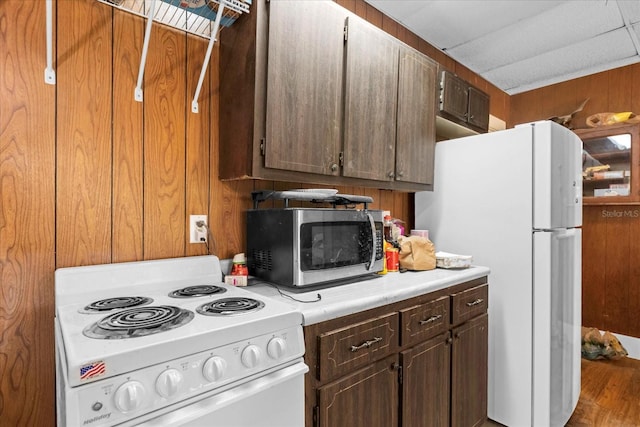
364 0 640 94
449 1 625 74
486 27 639 93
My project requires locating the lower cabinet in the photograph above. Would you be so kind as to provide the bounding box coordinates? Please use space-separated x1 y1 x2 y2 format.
317 355 399 427
401 332 450 427
451 314 488 427
304 278 488 427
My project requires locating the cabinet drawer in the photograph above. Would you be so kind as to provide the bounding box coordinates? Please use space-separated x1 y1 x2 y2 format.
318 312 399 381
451 284 488 325
400 296 450 347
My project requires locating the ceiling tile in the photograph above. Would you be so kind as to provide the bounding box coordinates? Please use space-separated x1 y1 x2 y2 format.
448 0 624 73
634 22 640 39
365 0 640 94
485 27 639 93
617 0 640 24
380 1 564 49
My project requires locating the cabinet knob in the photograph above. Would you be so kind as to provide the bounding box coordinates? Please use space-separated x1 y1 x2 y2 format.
330 163 338 172
397 170 404 177
388 171 395 178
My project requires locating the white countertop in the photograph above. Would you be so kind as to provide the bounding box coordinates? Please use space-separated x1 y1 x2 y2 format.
245 266 490 326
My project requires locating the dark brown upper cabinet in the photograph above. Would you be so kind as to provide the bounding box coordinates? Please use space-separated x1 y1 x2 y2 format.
343 16 399 182
264 1 344 176
439 70 490 134
219 0 438 191
396 48 438 185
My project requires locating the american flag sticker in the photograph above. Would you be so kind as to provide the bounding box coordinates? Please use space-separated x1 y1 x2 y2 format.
80 361 106 380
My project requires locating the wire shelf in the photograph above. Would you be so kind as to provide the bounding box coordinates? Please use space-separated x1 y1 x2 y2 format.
97 0 251 39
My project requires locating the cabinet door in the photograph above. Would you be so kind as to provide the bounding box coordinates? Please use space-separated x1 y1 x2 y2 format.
440 70 468 123
317 355 399 427
396 48 437 185
343 16 398 181
401 332 450 427
467 86 490 131
451 314 488 427
265 0 344 175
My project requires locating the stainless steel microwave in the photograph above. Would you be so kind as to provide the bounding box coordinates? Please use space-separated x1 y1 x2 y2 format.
247 208 384 287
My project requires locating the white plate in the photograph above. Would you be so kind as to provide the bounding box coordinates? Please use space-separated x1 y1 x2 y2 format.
289 189 338 196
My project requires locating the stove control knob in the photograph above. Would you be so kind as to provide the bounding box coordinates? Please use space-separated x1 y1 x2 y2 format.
241 345 262 368
203 356 227 382
114 381 146 413
267 337 287 360
155 369 183 398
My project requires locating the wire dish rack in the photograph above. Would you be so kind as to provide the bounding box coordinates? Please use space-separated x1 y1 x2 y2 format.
97 0 251 39
45 0 250 111
95 0 251 112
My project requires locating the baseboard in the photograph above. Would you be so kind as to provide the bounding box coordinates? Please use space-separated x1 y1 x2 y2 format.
604 331 640 360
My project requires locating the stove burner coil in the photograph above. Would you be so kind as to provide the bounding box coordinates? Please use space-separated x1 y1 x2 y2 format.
196 297 265 316
168 285 227 298
82 296 153 313
83 305 194 339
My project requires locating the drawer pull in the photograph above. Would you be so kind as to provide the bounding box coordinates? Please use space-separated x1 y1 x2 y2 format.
350 336 382 352
466 298 484 307
419 314 443 325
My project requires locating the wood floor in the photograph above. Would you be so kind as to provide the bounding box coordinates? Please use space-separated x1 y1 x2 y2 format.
483 357 640 427
566 357 640 426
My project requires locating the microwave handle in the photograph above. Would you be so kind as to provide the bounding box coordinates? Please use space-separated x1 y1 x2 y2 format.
366 212 377 271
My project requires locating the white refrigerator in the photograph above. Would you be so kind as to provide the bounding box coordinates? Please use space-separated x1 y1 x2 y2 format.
415 121 582 427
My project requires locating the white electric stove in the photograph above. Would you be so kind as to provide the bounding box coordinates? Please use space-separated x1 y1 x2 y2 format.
55 256 307 427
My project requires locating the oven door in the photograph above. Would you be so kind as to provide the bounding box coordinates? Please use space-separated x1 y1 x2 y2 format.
139 360 308 427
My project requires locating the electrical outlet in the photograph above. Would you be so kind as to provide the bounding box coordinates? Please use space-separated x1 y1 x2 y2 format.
189 215 208 244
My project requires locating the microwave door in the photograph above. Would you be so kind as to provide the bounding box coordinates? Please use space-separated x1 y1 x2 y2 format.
366 212 377 271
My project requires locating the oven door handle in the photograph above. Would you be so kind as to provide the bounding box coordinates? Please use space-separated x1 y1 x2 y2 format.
366 212 377 271
137 361 309 426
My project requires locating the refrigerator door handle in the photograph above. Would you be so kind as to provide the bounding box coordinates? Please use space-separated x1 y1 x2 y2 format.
555 229 578 240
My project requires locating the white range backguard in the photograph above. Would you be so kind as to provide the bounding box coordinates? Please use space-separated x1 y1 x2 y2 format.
415 121 582 427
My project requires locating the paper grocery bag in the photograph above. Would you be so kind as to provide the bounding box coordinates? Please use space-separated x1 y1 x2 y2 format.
397 235 436 271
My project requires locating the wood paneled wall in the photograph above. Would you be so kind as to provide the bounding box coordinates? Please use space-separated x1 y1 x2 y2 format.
0 0 217 424
0 1 424 424
510 63 640 130
54 0 214 266
0 0 511 424
582 206 640 336
1 1 56 424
